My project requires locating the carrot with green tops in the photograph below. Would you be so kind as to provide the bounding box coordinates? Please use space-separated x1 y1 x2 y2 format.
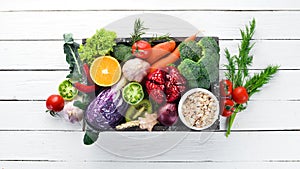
146 40 176 64
151 32 199 69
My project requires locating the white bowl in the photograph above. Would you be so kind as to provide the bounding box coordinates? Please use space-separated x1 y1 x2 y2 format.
178 88 219 130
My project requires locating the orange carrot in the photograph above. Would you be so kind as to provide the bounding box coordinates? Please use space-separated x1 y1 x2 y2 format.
146 40 176 64
151 32 198 69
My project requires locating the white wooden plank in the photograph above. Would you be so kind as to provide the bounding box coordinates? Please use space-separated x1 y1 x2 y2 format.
1 11 300 39
1 161 300 169
0 40 297 70
0 71 67 100
0 131 300 161
0 100 293 131
0 70 291 100
0 101 82 130
1 0 300 11
0 100 299 131
219 101 300 130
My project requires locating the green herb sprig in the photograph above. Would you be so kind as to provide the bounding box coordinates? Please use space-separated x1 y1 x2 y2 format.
130 18 148 44
224 18 279 137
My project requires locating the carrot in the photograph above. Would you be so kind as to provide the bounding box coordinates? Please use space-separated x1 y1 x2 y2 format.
146 40 176 64
151 32 199 69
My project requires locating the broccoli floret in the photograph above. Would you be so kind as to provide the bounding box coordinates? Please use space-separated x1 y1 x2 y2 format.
177 37 220 89
178 59 210 89
197 37 220 83
179 41 202 62
112 44 132 62
178 59 201 80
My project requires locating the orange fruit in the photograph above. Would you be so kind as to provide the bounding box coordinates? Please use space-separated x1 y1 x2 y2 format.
90 56 121 87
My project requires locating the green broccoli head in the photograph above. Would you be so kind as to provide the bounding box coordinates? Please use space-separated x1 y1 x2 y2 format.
177 59 210 89
197 37 220 83
178 59 201 80
179 41 202 62
177 37 220 89
112 44 132 62
197 37 220 54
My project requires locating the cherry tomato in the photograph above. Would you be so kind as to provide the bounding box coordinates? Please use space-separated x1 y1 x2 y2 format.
222 109 233 117
132 40 152 59
221 99 234 117
46 94 65 113
232 86 249 104
220 79 233 97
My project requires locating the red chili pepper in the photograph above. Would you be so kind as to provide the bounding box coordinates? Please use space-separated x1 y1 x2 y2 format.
74 82 98 93
83 63 94 85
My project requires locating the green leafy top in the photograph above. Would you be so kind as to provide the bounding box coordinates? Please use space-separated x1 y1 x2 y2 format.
79 28 117 65
224 19 256 88
223 18 280 137
245 65 279 97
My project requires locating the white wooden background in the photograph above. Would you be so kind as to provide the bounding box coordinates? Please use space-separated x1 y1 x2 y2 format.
1 0 300 168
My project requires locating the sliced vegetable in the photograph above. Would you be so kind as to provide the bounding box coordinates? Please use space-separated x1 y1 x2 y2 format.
232 86 249 104
73 82 98 93
46 94 65 116
122 82 144 105
58 79 78 100
146 40 176 64
89 56 121 87
125 99 152 122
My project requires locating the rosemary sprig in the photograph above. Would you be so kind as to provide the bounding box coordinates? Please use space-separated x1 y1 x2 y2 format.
130 18 148 44
223 18 279 137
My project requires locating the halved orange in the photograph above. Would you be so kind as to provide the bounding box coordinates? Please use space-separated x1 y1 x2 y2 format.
90 56 121 87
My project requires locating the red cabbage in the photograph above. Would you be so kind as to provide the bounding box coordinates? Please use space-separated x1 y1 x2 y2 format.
85 88 128 131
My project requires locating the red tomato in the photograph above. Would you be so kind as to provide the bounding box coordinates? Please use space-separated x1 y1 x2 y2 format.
221 99 234 117
46 94 65 112
232 87 249 104
222 109 233 117
132 40 152 59
220 79 233 97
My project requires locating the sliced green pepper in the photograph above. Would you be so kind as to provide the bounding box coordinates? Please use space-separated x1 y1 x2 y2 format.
122 82 144 105
58 79 78 100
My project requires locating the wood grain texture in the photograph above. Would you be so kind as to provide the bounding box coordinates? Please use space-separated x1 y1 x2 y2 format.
1 131 300 161
2 161 300 169
1 0 300 11
0 40 297 70
0 70 292 100
1 11 300 39
0 100 299 131
0 0 299 167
